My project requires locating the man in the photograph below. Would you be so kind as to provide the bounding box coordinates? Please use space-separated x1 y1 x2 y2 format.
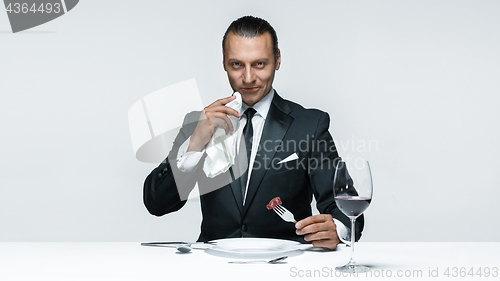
143 16 363 250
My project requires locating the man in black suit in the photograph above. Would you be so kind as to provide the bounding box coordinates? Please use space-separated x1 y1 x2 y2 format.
144 16 363 250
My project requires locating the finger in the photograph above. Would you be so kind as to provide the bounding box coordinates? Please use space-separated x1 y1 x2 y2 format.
296 214 332 229
207 95 236 108
303 228 340 250
303 229 336 242
207 115 231 134
205 105 241 118
207 112 235 132
297 220 336 236
219 114 234 132
296 222 323 235
311 239 338 250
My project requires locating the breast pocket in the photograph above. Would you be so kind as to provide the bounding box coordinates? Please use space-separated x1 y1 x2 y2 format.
268 152 306 175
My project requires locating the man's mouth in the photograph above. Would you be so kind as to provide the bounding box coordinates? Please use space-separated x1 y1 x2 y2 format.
242 87 260 92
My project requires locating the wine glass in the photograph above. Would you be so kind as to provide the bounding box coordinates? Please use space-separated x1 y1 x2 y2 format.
333 159 373 273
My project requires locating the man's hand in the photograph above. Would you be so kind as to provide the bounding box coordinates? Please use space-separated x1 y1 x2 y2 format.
295 214 340 250
188 95 241 152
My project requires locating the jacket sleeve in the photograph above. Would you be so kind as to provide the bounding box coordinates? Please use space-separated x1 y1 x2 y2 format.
143 112 201 216
308 111 364 241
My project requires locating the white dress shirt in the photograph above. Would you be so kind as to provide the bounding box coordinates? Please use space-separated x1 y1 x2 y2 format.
175 89 350 243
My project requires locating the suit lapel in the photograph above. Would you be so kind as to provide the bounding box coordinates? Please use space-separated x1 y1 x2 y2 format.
242 93 293 216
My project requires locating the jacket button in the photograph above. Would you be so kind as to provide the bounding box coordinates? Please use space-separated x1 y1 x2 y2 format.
241 225 247 232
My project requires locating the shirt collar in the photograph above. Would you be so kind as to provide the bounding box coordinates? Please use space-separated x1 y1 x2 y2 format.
241 88 274 120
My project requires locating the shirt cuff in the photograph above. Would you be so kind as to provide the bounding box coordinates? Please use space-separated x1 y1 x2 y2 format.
176 136 204 172
333 218 351 244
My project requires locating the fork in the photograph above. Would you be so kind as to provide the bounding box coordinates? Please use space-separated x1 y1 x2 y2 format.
273 204 296 223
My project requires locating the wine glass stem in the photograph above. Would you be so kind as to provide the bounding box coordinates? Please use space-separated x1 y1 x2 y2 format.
349 217 356 265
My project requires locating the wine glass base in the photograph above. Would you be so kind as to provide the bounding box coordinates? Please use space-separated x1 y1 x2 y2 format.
335 263 370 273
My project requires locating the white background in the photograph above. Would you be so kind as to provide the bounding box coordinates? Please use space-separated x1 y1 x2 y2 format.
0 0 499 242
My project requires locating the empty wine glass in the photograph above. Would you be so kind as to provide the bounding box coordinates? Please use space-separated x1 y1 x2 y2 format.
333 159 373 273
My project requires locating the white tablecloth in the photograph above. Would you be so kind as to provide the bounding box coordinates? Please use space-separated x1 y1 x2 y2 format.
1 242 498 280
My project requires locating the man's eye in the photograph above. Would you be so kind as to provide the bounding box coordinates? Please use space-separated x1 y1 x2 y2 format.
232 62 241 67
255 62 265 68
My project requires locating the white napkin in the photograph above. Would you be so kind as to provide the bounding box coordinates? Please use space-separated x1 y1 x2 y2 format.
203 92 243 178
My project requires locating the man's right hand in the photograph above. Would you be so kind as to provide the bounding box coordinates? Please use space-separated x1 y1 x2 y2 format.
187 95 241 152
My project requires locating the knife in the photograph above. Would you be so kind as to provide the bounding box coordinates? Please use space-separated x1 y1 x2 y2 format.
140 241 216 249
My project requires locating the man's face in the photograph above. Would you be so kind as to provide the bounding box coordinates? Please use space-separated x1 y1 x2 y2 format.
223 32 281 106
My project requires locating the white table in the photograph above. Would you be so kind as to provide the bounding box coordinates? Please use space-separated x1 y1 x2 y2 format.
1 242 498 280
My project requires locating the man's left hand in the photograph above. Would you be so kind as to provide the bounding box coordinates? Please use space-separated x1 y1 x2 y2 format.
295 214 340 250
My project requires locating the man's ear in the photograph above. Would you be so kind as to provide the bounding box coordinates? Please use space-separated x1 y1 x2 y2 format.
223 56 227 71
275 49 281 70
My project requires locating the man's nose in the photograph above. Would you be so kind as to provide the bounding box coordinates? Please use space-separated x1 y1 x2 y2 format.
242 67 256 83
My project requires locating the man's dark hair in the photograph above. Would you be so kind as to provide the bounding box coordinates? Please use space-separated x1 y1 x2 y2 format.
222 16 279 62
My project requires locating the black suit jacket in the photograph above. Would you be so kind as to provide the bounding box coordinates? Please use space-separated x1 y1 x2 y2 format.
143 91 364 243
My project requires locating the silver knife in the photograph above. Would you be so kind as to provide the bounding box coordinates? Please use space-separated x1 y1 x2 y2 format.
140 241 215 249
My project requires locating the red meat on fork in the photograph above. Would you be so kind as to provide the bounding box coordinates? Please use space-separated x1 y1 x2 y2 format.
266 197 282 210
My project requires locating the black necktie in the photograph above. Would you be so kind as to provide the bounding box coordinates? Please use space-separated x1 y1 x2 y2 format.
239 108 256 203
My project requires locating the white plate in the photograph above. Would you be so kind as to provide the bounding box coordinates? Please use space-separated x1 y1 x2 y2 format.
205 238 310 258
